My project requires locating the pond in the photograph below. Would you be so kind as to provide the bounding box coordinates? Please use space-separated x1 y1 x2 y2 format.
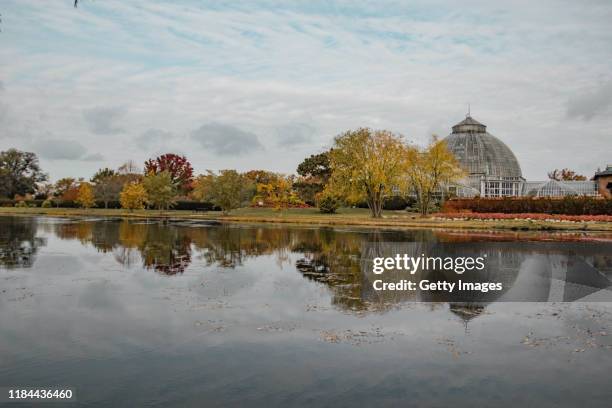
1 216 612 407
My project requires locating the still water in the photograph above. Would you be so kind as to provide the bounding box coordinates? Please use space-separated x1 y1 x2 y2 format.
1 216 612 407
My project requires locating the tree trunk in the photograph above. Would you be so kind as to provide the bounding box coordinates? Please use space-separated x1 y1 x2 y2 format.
367 194 383 218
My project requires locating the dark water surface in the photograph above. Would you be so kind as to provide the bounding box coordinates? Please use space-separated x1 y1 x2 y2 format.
1 216 612 407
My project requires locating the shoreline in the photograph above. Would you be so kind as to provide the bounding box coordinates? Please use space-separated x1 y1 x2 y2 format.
1 207 612 232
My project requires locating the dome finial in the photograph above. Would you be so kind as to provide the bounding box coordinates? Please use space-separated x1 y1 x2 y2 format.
467 103 471 118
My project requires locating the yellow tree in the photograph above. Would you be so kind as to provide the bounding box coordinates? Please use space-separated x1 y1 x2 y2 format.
406 136 465 216
327 128 409 218
253 176 303 211
75 182 96 209
119 182 148 211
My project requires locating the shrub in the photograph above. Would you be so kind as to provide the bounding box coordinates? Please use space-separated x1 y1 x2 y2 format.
318 193 340 214
442 196 612 216
355 196 417 211
41 199 53 208
174 201 219 211
14 201 28 208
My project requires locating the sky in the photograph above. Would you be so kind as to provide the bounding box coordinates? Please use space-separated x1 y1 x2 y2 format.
0 0 611 182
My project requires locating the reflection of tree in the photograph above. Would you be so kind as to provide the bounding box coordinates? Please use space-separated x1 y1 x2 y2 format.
138 224 192 275
0 217 46 268
294 228 371 311
54 221 94 244
188 226 294 268
43 219 612 319
54 220 193 276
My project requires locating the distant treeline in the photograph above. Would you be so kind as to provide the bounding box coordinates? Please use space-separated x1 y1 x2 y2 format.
443 196 612 215
0 198 221 211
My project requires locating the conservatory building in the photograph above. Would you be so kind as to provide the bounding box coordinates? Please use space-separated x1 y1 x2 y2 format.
443 116 525 198
443 115 599 198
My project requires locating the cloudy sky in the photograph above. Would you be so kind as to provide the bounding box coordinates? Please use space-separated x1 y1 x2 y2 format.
0 0 611 181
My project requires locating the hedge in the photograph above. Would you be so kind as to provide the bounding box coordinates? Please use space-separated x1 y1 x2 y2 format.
442 196 612 216
355 196 417 211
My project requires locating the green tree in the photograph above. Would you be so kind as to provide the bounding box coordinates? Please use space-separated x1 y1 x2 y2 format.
193 170 249 215
295 151 332 205
0 149 48 198
75 182 96 209
143 171 177 211
119 182 147 211
327 128 409 218
297 152 331 181
406 137 465 216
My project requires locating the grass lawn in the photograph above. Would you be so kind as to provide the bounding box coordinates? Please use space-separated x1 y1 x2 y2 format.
1 206 612 232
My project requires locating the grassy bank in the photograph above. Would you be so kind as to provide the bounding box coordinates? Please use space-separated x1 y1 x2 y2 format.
1 206 612 232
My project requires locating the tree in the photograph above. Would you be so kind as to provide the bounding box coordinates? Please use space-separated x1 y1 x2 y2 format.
91 167 116 183
243 170 279 185
144 153 194 194
91 168 122 209
327 128 409 218
143 171 177 211
548 168 587 181
406 137 464 216
0 149 48 198
253 176 303 211
297 152 332 181
193 170 249 214
35 183 54 200
54 178 76 197
120 182 147 211
75 182 95 208
295 151 332 205
53 177 79 203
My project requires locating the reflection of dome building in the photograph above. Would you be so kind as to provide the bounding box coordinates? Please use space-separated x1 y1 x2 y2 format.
444 116 524 197
444 115 599 197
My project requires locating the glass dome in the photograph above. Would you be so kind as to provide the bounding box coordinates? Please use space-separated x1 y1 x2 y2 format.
444 116 522 179
443 116 523 197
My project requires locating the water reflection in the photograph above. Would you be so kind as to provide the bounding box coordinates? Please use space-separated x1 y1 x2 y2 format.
2 217 612 315
0 217 45 268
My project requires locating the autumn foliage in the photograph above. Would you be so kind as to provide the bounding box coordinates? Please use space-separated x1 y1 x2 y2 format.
119 182 148 211
144 153 194 193
75 182 96 208
435 212 612 222
253 177 307 210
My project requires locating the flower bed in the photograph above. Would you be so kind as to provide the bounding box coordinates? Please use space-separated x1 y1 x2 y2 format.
434 212 612 223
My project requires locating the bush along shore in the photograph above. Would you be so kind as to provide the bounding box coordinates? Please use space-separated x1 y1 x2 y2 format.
1 207 612 232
